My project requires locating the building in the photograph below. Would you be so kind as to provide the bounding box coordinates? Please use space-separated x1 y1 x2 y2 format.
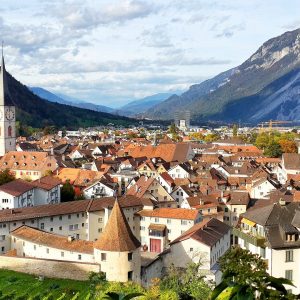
0 151 58 180
233 200 300 294
0 52 16 156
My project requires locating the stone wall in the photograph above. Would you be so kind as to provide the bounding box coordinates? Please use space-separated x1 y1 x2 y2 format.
0 255 100 281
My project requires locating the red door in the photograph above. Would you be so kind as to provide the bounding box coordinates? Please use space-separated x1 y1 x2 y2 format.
150 238 161 253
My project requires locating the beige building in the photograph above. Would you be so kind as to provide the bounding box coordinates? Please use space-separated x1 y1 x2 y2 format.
0 151 58 180
137 208 201 253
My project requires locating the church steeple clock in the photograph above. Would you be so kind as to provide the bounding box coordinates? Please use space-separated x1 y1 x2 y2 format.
0 46 16 156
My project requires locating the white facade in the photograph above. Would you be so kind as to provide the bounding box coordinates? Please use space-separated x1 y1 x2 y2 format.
83 181 114 199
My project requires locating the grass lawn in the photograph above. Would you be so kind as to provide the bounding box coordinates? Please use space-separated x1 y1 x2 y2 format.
0 269 92 299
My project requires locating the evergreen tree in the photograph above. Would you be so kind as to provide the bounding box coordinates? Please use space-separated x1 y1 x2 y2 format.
61 180 75 202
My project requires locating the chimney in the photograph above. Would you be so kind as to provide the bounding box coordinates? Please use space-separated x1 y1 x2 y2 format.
50 148 54 156
67 236 74 242
279 198 286 206
62 154 65 162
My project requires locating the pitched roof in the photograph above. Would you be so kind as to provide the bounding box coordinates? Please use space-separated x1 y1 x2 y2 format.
126 176 155 198
137 208 199 220
283 153 300 170
120 143 193 163
0 196 146 223
170 218 230 247
31 176 61 190
11 225 94 254
0 151 58 172
94 200 141 252
0 179 34 196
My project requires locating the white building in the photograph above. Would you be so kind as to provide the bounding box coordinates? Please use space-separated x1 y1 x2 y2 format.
233 200 300 294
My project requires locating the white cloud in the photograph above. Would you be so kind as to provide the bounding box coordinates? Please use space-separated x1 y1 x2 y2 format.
0 0 298 106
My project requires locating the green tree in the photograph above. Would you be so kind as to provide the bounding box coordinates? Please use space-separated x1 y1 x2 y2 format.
264 140 282 157
160 261 211 300
232 124 238 137
0 169 15 186
211 246 296 300
61 180 75 202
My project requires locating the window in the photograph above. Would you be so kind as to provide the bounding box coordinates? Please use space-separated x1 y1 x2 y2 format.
128 271 133 281
167 219 171 224
155 218 159 223
68 215 71 219
98 218 103 223
8 126 12 137
82 223 85 227
50 217 53 222
61 252 64 257
285 270 293 281
77 214 79 218
140 226 145 231
46 248 49 254
34 245 36 250
167 229 171 234
286 250 294 262
78 254 82 260
40 223 44 230
101 253 107 261
59 216 62 221
98 228 102 233
190 248 193 252
59 226 62 230
1 247 4 252
50 228 53 232
128 252 133 261
181 220 187 225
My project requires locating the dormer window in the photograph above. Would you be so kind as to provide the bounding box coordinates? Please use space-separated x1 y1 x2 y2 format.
32 156 36 160
22 163 27 166
14 162 19 166
286 233 298 242
22 155 26 159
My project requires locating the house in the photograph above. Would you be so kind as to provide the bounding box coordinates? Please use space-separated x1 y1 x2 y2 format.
0 179 35 209
222 191 250 226
30 176 61 205
136 208 201 253
126 176 175 206
233 200 300 294
279 153 300 184
83 177 115 199
164 218 231 284
249 177 277 199
0 151 58 180
157 172 174 194
0 176 61 210
168 163 192 179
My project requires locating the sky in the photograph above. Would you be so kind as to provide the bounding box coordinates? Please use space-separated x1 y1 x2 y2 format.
1 0 300 108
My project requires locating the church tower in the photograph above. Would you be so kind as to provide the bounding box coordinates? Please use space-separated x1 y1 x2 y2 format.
0 49 16 156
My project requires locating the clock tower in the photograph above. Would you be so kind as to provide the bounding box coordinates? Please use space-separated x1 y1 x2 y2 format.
0 50 16 156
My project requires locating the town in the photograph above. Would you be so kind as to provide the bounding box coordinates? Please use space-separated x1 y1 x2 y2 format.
0 49 300 298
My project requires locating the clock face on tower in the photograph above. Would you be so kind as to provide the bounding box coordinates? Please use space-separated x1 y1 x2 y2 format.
5 107 15 121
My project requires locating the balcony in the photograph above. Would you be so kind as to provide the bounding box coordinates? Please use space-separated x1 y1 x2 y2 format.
232 228 266 248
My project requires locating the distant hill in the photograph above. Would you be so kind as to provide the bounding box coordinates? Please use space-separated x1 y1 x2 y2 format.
6 74 135 129
30 87 115 114
146 28 300 123
119 93 175 116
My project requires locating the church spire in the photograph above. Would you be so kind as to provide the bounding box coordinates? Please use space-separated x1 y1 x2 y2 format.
0 43 13 106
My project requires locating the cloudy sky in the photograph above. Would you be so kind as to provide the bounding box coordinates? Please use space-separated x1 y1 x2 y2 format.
1 0 300 107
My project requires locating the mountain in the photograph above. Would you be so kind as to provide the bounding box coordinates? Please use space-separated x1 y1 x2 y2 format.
119 93 175 116
7 74 134 129
30 87 115 114
146 28 300 123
